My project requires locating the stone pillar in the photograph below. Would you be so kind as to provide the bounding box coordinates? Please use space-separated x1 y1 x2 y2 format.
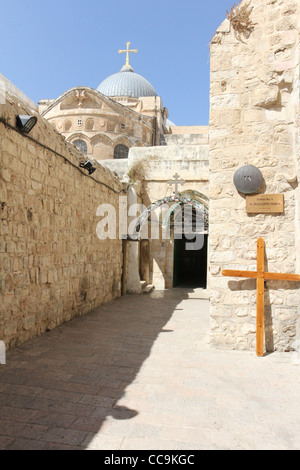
126 187 142 294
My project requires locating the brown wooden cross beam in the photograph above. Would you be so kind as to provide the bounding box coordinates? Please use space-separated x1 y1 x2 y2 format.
222 238 300 357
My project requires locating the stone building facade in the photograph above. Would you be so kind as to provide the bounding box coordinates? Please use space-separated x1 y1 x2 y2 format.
127 127 209 291
39 88 155 160
209 0 300 352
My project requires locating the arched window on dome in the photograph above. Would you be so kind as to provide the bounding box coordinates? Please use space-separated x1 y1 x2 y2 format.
73 139 87 155
114 144 129 159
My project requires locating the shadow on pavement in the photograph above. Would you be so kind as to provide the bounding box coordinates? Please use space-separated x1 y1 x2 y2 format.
0 288 199 449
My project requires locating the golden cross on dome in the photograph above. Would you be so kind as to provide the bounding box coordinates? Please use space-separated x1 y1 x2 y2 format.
118 42 138 68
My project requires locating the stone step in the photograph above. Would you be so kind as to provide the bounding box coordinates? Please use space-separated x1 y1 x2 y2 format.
143 284 155 294
140 280 155 294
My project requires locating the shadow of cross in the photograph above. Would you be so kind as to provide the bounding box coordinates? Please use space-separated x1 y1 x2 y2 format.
222 238 300 357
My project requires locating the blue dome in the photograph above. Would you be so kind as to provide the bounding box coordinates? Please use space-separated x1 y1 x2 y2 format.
97 68 157 98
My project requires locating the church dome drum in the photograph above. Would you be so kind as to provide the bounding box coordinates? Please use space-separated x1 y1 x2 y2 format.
97 69 157 98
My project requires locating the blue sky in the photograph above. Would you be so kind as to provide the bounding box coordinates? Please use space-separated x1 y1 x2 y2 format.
0 0 233 125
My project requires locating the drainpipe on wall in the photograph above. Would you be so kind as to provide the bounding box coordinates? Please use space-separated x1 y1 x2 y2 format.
152 114 157 147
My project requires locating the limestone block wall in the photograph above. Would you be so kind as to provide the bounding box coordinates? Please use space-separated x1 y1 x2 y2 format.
295 36 300 350
209 0 300 352
0 86 125 349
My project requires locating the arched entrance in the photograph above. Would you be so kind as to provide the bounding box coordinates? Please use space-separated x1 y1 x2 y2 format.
133 191 209 289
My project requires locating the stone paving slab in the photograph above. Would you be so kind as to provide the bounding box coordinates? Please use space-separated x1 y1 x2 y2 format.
0 288 299 450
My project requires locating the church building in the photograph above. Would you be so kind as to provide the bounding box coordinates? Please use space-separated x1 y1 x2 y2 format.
38 42 169 161
39 42 211 293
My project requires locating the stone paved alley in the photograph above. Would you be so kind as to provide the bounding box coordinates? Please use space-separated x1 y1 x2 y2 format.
0 289 299 450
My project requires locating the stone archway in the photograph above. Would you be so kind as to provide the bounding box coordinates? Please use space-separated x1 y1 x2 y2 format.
132 192 209 289
132 193 209 237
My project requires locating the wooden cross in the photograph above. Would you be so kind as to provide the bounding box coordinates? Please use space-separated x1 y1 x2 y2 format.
118 41 138 67
168 173 185 197
222 238 300 357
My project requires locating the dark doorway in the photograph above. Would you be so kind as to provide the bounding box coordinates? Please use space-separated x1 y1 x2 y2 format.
173 234 208 288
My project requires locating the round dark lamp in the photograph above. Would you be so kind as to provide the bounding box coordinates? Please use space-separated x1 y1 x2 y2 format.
233 165 263 194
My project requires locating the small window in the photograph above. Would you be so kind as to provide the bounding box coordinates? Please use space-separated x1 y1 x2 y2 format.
120 123 125 130
77 119 83 127
73 139 87 154
114 144 129 159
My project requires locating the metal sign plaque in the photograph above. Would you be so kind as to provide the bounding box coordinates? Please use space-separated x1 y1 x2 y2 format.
233 165 263 194
246 194 284 214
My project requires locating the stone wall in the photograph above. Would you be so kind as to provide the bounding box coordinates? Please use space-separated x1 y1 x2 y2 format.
294 24 300 351
0 83 125 349
163 126 209 146
209 0 300 352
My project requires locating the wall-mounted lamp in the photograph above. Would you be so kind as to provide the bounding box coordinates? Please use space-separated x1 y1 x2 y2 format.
79 160 96 175
16 115 37 134
233 165 263 194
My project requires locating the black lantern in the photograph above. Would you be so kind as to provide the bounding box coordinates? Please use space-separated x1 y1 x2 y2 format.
79 160 96 175
16 115 37 134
